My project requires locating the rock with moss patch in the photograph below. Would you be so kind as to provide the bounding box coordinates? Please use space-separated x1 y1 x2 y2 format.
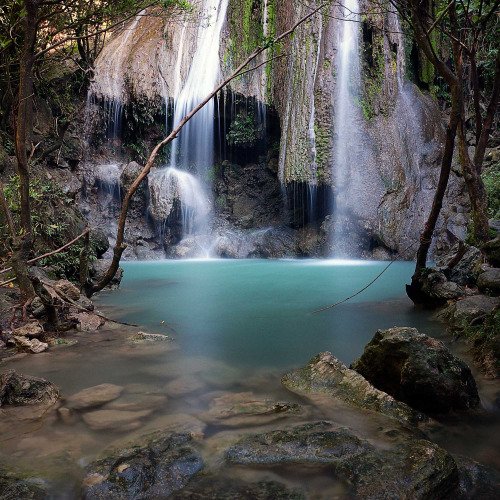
352 327 480 414
225 421 459 499
0 370 59 407
82 433 203 499
0 469 49 499
282 352 425 425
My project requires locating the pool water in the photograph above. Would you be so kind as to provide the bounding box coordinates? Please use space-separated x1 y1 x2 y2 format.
1 259 498 497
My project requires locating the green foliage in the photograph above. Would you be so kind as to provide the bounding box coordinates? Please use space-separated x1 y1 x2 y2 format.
226 112 258 147
0 175 95 279
482 162 500 219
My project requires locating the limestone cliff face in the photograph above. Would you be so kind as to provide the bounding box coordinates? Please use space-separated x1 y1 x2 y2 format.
88 0 469 258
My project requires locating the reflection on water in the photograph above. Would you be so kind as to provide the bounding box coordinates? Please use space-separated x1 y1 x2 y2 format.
0 259 498 496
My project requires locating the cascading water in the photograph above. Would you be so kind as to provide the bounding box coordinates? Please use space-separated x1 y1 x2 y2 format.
331 0 362 257
149 0 229 253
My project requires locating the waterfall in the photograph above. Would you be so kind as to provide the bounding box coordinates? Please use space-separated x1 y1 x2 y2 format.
150 0 229 253
169 0 229 170
149 167 210 235
331 0 362 256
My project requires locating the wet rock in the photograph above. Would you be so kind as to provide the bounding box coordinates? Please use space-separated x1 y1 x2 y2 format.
82 433 203 499
66 383 123 410
200 391 303 427
171 476 304 499
406 269 464 307
90 228 110 258
482 235 500 267
454 455 500 499
352 327 480 414
448 295 500 327
90 259 123 290
12 322 43 338
13 336 48 354
73 312 104 332
82 408 153 431
225 421 458 499
0 370 59 406
164 375 205 397
138 413 206 439
128 331 173 343
0 469 49 499
477 268 500 296
120 161 143 193
438 244 483 286
57 406 76 425
53 279 80 301
282 352 424 425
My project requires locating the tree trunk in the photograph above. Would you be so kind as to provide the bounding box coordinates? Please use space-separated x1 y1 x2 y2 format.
12 0 39 301
414 85 461 272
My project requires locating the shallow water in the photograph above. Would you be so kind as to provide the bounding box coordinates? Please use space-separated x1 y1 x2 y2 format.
1 259 498 497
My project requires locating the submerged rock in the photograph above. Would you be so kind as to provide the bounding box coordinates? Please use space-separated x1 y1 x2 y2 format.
164 376 205 397
225 421 458 499
171 476 304 499
0 370 59 407
281 352 425 425
82 408 153 432
66 383 123 410
200 391 304 427
128 331 173 343
82 433 203 499
352 327 480 414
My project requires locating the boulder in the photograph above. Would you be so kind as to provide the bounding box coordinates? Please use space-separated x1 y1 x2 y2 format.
482 235 500 267
90 259 123 289
477 268 500 296
120 161 144 193
72 312 104 332
449 295 500 327
66 383 123 410
225 421 459 499
282 352 425 425
438 244 483 286
90 228 110 258
53 279 80 301
13 336 48 354
0 370 59 406
454 455 500 500
406 269 464 307
352 327 480 414
82 433 203 499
